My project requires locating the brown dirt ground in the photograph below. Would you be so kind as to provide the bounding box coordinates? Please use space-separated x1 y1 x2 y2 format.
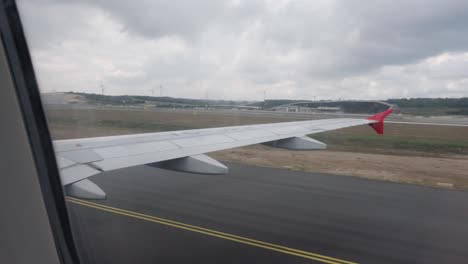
211 145 468 191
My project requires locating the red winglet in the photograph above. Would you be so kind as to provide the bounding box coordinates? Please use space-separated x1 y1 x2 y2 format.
367 108 394 135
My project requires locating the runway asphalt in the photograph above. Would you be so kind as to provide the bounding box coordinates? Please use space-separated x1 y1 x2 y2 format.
67 163 468 264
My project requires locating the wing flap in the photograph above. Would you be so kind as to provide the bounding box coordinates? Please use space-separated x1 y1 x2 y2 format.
94 141 178 159
56 156 76 169
171 134 236 148
227 129 275 140
60 164 100 185
59 149 103 163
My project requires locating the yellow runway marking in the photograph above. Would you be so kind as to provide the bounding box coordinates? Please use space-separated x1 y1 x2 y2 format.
67 197 358 264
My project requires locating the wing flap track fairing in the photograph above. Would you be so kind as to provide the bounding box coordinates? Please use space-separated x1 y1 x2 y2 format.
264 136 326 150
152 154 228 175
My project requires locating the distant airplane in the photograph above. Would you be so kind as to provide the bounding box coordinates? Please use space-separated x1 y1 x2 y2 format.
55 108 393 199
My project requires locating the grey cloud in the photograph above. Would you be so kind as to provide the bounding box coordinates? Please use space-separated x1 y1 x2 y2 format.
77 0 265 40
18 0 99 49
331 0 468 74
256 0 468 77
16 0 468 99
28 0 468 78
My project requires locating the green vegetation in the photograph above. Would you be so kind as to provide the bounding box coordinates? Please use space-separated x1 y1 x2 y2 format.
387 98 468 116
387 97 468 108
73 92 252 108
249 99 298 109
313 133 468 156
251 100 389 113
259 98 468 115
46 109 193 133
93 119 192 132
311 122 468 156
67 92 468 116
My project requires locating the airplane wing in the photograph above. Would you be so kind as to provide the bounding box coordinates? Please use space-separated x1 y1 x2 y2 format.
54 108 393 199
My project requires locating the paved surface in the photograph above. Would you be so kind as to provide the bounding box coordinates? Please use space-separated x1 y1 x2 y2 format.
68 163 468 263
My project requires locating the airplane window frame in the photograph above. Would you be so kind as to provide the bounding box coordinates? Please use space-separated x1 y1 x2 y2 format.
0 1 80 263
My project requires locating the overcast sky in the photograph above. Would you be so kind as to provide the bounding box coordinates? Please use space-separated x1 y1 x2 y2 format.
17 0 468 100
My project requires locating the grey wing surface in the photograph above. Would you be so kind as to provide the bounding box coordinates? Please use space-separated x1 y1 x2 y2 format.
53 115 388 199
